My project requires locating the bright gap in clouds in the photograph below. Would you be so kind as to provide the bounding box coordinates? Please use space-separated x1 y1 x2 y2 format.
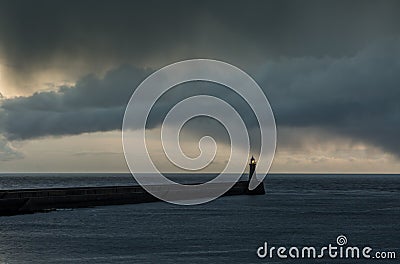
1 129 400 173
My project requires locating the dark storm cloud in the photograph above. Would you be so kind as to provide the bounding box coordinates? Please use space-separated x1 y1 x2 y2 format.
259 38 400 155
1 0 400 159
0 66 250 140
1 0 400 80
1 38 400 157
0 65 151 139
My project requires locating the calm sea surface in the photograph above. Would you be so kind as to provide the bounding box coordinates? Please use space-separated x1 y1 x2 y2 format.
0 173 399 263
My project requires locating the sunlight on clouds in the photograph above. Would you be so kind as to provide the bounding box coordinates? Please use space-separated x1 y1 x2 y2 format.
0 66 77 97
1 131 127 172
271 139 400 173
1 127 400 173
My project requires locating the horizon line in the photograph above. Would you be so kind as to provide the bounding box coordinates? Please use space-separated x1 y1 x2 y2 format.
0 171 399 175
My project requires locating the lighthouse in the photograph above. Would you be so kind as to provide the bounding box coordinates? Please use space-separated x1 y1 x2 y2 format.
247 156 266 195
249 156 256 181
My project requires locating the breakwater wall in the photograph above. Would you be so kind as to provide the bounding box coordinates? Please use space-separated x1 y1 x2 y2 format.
0 180 265 216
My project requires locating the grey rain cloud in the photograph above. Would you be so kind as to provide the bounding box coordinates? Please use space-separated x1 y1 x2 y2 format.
0 65 151 139
1 0 400 161
260 38 400 155
1 0 400 84
0 38 399 157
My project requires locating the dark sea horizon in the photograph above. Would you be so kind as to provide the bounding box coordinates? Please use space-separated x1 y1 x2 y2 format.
0 173 399 263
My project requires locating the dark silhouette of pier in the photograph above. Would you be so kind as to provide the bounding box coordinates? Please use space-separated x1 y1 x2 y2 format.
0 180 264 216
0 158 265 216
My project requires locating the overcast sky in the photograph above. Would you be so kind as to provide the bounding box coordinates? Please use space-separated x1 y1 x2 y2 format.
0 0 400 173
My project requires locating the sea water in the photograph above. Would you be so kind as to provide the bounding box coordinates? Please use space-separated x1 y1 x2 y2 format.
0 174 398 263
